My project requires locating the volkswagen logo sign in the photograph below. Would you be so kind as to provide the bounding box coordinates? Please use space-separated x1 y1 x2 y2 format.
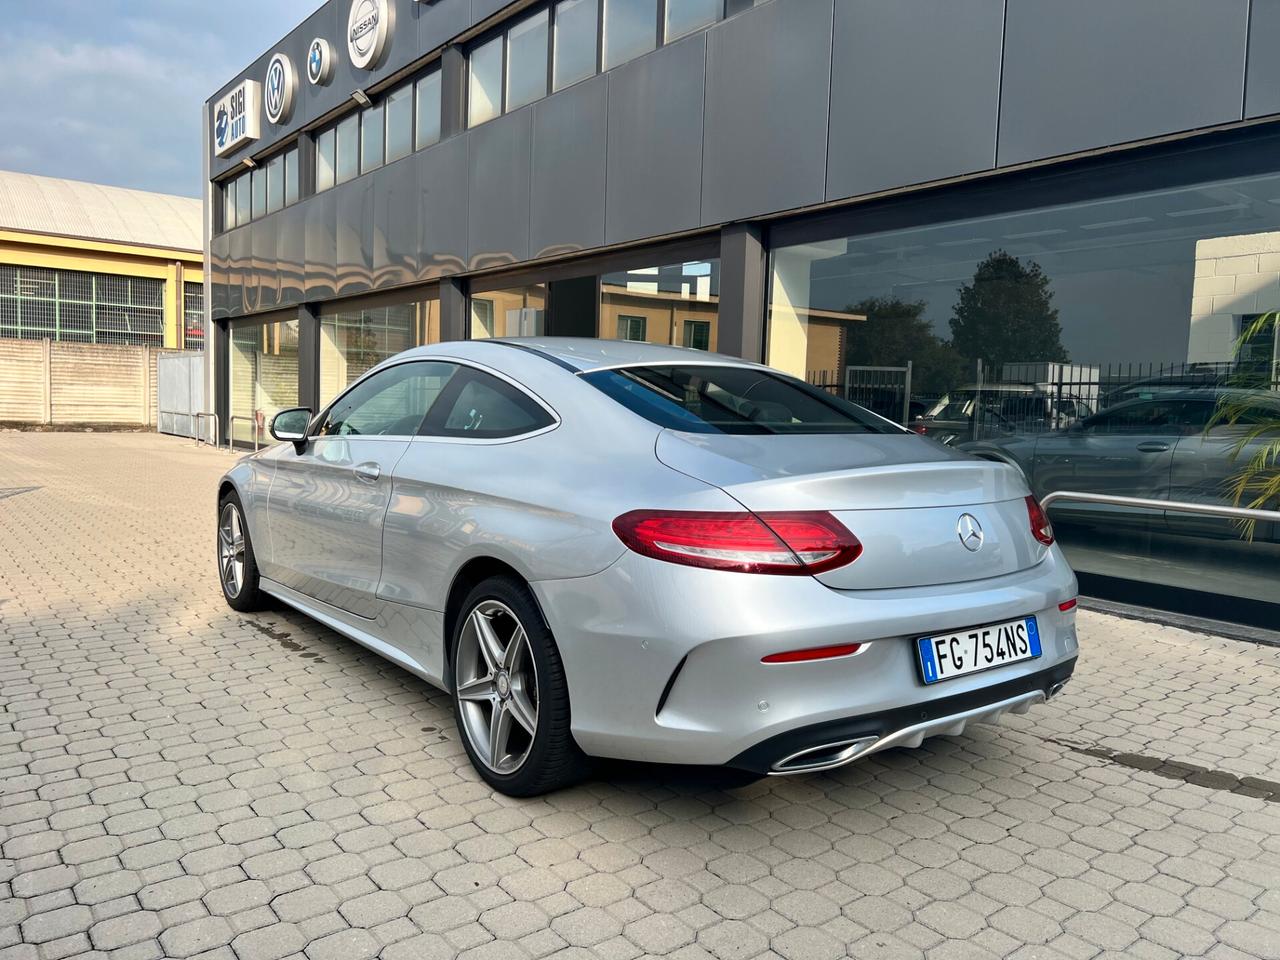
307 38 333 86
957 513 984 552
347 0 393 70
263 53 296 124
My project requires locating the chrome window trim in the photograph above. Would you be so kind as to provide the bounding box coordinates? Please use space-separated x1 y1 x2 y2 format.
312 354 561 444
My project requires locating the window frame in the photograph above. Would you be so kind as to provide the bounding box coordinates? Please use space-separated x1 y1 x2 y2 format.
312 358 460 440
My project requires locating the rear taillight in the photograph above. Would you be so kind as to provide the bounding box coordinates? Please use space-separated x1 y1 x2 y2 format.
1026 495 1054 546
612 510 862 575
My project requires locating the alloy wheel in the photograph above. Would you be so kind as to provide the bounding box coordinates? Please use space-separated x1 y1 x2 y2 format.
218 503 245 599
456 599 540 774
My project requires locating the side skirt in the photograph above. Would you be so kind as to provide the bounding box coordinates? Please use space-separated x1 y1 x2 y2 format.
260 577 447 690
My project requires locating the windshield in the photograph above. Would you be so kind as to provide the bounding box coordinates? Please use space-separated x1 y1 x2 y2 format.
583 364 902 435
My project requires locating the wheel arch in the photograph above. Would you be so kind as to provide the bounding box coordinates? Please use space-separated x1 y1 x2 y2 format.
443 556 550 685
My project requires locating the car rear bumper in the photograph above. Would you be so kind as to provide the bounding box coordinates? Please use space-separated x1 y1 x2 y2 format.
531 546 1079 767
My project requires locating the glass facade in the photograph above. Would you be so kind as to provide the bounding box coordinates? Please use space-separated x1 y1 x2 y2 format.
554 0 598 91
0 266 164 345
335 113 359 185
360 102 385 174
183 282 205 350
415 71 442 149
229 319 299 446
385 85 414 164
507 11 550 111
767 164 1280 609
319 298 441 404
599 260 718 348
469 36 504 127
665 0 719 41
470 284 547 339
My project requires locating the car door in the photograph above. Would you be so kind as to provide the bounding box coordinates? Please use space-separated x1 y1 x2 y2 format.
1031 398 1188 527
1169 395 1280 542
268 360 458 617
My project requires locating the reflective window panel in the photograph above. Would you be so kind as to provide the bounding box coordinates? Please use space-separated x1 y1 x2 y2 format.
600 259 719 350
385 84 413 164
766 165 1280 611
469 284 547 339
554 0 598 91
335 113 359 184
469 36 504 128
319 299 441 404
229 319 299 446
507 11 549 111
315 127 336 192
284 147 299 205
266 153 284 213
415 71 442 149
361 102 385 174
665 0 720 42
603 0 658 70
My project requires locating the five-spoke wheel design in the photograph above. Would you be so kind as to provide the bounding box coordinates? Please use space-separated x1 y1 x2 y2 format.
218 502 246 599
455 600 540 774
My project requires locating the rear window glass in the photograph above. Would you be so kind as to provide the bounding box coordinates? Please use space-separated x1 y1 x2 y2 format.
583 365 902 435
424 369 554 439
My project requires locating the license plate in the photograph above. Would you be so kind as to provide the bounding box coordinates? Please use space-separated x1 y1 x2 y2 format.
917 616 1041 685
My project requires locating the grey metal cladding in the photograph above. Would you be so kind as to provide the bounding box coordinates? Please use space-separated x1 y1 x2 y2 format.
420 0 471 52
229 227 252 318
252 216 280 312
277 205 307 305
373 155 420 289
417 136 470 280
468 108 533 270
531 75 608 259
827 0 1002 200
210 234 231 321
605 34 707 246
1246 0 1280 118
335 177 376 298
701 0 832 225
998 0 1248 167
304 190 338 303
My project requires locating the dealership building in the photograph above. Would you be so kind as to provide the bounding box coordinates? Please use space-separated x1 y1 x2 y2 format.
206 0 1280 621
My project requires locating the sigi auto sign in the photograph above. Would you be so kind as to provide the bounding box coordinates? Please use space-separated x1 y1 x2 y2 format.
348 0 393 70
212 79 261 158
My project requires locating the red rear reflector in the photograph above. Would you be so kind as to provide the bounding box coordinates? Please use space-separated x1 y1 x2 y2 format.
1059 598 1077 612
612 510 861 575
1026 495 1055 546
762 643 863 664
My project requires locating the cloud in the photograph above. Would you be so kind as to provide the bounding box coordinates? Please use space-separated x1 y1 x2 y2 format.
0 1 318 197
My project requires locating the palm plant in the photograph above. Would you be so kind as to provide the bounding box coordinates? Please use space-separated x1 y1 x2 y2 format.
1207 311 1280 540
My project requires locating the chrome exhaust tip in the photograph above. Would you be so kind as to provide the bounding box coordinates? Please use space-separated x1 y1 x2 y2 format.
1047 678 1071 699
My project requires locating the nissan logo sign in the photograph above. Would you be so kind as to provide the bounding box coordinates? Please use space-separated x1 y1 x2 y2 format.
347 0 393 70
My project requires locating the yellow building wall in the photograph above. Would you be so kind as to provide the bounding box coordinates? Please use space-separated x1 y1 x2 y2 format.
0 229 202 350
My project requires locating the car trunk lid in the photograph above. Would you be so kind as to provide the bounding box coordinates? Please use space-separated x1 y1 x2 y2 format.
655 431 1044 589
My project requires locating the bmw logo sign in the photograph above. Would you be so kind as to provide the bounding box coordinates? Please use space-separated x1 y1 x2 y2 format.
307 38 333 86
214 105 230 150
347 0 393 70
264 53 296 124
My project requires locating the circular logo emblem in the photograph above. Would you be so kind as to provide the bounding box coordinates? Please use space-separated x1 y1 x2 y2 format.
214 105 229 149
957 514 985 552
263 53 296 124
347 0 393 70
307 37 333 85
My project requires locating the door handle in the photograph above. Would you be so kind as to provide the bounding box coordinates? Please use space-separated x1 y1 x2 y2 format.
353 462 381 483
1136 441 1170 453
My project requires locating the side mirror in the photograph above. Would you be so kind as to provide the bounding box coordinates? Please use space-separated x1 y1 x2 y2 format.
271 407 313 451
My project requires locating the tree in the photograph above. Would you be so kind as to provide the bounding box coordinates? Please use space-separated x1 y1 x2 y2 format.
844 296 966 395
950 250 1068 370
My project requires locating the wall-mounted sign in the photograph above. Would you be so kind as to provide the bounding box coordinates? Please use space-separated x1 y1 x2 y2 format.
307 38 334 85
263 53 297 124
213 79 261 158
347 0 393 70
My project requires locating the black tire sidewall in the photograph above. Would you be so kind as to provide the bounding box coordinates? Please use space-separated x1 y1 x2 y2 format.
218 491 263 612
451 575 583 796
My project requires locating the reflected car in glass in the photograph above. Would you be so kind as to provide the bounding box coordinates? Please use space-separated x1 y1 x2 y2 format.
962 389 1280 540
216 339 1079 796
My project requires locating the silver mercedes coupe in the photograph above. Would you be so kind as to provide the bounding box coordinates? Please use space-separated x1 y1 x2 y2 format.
217 339 1079 796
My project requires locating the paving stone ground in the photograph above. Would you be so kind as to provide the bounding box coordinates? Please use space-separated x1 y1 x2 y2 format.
2 431 1279 960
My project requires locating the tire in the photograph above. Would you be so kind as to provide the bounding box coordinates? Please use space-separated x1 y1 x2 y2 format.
217 491 265 612
451 575 588 796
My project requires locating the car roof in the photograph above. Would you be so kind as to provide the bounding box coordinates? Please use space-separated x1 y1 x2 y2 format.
414 337 764 373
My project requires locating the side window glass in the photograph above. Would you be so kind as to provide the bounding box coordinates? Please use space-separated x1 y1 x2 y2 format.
426 370 554 439
318 361 456 438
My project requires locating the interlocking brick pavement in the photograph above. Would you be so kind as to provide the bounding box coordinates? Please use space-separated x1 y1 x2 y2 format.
2 432 1279 960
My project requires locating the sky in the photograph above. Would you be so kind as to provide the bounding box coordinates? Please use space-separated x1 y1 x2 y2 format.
0 0 319 199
